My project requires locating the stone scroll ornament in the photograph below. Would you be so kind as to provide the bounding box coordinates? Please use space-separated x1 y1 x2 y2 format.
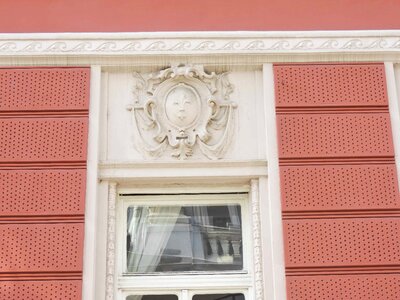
127 64 237 160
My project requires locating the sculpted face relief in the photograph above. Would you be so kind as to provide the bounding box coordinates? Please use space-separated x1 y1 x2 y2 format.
165 84 199 129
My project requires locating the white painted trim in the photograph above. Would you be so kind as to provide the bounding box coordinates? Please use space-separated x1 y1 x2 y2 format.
394 64 400 117
95 181 110 300
98 160 268 181
387 62 400 188
262 64 287 300
116 192 255 300
250 179 264 300
82 65 102 300
106 182 118 300
0 30 399 57
99 71 109 161
118 184 250 195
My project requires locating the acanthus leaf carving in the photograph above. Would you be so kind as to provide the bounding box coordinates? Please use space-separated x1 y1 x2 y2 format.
127 64 237 160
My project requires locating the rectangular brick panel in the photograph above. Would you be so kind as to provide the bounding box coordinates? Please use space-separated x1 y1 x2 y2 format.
274 64 387 108
281 164 400 212
286 274 400 300
0 223 84 273
0 280 82 300
0 68 90 111
277 113 394 159
0 169 86 216
0 117 88 162
284 218 400 268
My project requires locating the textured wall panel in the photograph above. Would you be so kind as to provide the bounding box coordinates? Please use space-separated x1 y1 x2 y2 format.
0 169 86 216
286 274 400 300
0 223 84 272
0 118 88 162
274 64 387 107
281 164 400 211
284 218 400 268
0 68 89 111
277 113 394 158
0 280 82 300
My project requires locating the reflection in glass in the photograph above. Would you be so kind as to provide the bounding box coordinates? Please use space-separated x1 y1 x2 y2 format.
126 204 243 273
193 294 245 300
126 295 178 300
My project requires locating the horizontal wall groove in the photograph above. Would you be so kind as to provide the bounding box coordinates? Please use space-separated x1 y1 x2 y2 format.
0 162 87 169
276 106 389 114
0 272 82 281
279 157 395 166
283 210 400 220
273 62 385 67
0 111 89 118
0 114 89 119
286 265 400 276
0 217 85 224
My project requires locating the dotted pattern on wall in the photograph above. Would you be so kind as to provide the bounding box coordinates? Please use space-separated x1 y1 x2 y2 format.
0 280 82 300
0 118 88 162
274 64 387 107
284 218 400 268
286 274 400 300
277 113 394 158
0 169 86 216
0 67 90 300
0 68 89 111
274 63 400 299
281 164 400 211
0 223 84 272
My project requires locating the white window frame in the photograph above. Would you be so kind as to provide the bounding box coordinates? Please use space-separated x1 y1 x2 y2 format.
119 193 251 275
120 290 250 300
113 182 261 300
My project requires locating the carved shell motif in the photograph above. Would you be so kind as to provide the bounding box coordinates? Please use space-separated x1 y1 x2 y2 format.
127 64 237 160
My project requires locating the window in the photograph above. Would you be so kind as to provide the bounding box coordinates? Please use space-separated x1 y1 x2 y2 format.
125 294 245 300
117 192 252 300
126 203 243 273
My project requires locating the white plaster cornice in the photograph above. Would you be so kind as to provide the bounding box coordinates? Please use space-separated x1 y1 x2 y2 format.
0 30 400 56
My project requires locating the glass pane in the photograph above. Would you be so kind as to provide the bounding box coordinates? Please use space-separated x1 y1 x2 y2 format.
126 295 178 300
126 204 243 273
193 294 245 300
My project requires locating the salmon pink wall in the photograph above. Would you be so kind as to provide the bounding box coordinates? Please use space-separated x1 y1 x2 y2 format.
0 68 89 300
275 63 400 300
0 0 399 32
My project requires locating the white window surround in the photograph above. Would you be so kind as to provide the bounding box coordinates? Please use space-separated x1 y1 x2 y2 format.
116 193 252 299
1 31 400 300
104 177 268 300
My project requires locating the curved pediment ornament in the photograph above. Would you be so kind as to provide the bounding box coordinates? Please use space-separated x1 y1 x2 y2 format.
127 64 237 160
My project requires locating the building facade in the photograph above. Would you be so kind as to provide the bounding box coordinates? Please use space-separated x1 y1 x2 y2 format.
1 2 400 300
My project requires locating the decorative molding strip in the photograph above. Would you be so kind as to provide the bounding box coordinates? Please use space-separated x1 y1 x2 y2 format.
251 179 264 300
0 31 399 56
106 182 117 300
98 160 268 180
